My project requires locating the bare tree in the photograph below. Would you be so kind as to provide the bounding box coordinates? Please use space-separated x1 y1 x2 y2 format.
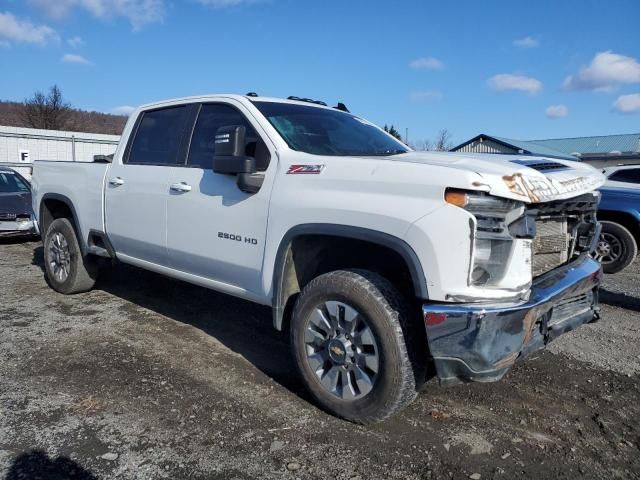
20 85 72 130
411 139 432 151
433 129 453 151
411 130 454 152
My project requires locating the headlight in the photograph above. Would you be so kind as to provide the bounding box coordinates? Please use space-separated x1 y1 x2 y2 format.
15 215 31 224
446 189 525 286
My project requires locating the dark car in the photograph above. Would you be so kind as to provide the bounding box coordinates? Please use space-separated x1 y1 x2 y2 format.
0 166 38 237
595 185 639 273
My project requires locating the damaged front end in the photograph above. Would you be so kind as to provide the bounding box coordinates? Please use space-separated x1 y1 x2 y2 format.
423 192 602 385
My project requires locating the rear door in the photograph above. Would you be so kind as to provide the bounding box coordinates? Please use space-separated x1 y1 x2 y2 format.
105 105 193 265
166 101 274 294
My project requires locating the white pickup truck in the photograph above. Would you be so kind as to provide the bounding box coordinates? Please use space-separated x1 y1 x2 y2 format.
32 94 605 423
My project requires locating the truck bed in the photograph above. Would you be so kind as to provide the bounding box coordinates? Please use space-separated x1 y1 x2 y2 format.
31 160 110 243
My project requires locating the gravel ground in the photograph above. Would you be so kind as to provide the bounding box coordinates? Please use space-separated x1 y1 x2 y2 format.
1 239 639 479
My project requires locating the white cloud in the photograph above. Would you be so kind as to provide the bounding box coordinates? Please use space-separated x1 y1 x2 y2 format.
0 11 58 46
111 105 136 116
487 73 542 94
410 90 443 101
62 53 91 64
67 35 83 48
563 51 640 91
513 36 539 48
545 104 568 119
409 56 445 71
30 0 165 30
613 93 640 114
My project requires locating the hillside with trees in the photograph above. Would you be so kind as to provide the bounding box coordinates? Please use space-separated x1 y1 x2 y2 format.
0 85 127 136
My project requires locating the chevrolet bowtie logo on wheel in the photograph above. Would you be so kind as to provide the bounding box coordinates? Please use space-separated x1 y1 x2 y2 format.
330 345 344 357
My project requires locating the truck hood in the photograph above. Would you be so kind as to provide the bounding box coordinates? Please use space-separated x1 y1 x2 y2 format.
388 151 605 203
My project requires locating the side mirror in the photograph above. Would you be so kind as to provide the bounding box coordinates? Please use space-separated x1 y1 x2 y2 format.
212 126 256 174
94 154 112 163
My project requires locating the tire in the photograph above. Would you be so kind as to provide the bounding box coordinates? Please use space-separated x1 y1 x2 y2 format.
594 221 637 274
43 218 98 294
291 269 421 424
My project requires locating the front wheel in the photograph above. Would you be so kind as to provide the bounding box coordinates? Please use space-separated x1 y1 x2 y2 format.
593 221 637 274
291 269 421 424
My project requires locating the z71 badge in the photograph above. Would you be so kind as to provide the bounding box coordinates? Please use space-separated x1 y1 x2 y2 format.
286 164 325 175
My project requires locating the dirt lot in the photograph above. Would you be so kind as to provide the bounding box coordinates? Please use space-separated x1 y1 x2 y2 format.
1 239 639 480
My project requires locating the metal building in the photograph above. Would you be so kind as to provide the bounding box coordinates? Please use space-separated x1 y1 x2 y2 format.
451 133 640 166
0 125 120 180
451 134 577 160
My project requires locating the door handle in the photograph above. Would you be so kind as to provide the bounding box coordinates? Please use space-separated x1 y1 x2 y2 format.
109 177 125 187
170 182 192 193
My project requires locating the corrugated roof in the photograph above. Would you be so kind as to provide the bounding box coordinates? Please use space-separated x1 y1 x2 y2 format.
529 133 640 155
492 136 577 160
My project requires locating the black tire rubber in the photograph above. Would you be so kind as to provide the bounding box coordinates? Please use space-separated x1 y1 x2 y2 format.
43 218 98 294
599 221 637 274
291 269 421 424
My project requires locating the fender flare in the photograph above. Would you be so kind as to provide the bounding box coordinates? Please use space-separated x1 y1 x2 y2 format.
39 193 87 255
271 223 429 330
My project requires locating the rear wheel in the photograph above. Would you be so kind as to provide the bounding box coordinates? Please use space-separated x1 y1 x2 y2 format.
44 218 98 294
593 221 637 274
291 269 420 424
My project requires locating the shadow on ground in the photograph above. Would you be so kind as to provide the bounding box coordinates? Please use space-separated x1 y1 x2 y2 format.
4 451 96 480
600 287 640 313
31 245 307 398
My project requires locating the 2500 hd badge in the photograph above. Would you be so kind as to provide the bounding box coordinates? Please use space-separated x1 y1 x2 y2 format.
218 231 258 245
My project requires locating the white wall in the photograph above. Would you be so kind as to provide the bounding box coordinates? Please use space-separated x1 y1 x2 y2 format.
0 125 121 180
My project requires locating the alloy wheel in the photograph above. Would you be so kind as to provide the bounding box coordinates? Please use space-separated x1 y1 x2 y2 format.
48 232 71 282
594 232 622 265
304 300 379 400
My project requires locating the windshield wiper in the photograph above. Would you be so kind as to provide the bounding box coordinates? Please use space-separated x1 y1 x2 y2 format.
368 149 408 156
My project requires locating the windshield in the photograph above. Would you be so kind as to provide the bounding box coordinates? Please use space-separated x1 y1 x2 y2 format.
253 101 410 156
0 171 30 194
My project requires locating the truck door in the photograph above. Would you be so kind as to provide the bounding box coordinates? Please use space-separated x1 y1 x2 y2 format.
166 102 274 296
105 105 192 265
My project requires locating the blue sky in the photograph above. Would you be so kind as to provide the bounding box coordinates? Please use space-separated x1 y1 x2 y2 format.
1 0 639 146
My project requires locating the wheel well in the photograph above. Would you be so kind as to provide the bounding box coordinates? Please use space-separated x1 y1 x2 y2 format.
40 199 73 234
598 210 640 243
274 234 419 331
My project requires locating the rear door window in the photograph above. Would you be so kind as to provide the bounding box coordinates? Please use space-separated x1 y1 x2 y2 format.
126 106 190 165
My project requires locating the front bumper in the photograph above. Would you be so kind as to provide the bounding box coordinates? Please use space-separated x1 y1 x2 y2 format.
423 255 601 385
0 220 37 237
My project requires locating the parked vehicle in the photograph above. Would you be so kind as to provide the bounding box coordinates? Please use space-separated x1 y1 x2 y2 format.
602 164 640 190
31 94 606 423
595 186 639 273
0 166 37 237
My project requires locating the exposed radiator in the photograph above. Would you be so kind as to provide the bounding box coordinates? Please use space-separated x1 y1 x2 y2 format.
532 217 570 277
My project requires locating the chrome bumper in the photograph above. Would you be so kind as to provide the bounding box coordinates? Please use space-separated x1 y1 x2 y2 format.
423 255 601 385
0 220 37 236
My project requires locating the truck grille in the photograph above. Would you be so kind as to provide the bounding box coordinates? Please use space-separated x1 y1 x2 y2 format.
0 213 17 221
532 218 570 277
